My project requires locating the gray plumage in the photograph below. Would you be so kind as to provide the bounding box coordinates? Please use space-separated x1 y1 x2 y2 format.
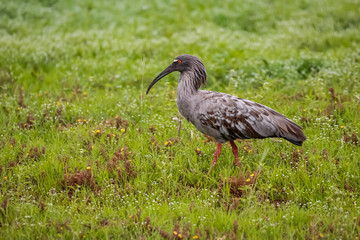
147 54 306 150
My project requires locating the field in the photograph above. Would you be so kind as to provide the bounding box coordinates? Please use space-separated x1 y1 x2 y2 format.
1 0 360 239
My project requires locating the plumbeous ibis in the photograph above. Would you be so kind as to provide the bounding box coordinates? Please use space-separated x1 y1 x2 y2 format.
146 54 306 167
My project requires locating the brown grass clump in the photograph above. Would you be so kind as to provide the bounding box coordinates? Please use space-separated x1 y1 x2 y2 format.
280 149 309 169
100 116 129 131
318 88 345 118
71 86 83 100
1 198 8 210
13 144 27 163
105 133 119 144
18 87 27 108
321 102 345 117
39 201 45 212
329 87 337 101
194 148 203 156
62 167 98 196
149 136 161 153
6 161 17 172
55 105 63 119
305 221 325 240
129 209 142 223
155 222 190 240
321 149 328 160
106 156 117 172
165 138 181 147
354 217 360 226
0 70 12 84
100 146 110 161
85 140 93 153
2 106 9 115
218 171 258 198
342 131 359 146
157 229 172 239
99 219 111 226
194 227 203 239
115 116 129 130
344 182 353 192
163 138 181 161
0 199 8 226
167 152 175 161
149 125 156 134
143 216 153 234
241 140 256 154
9 138 16 147
28 146 46 161
300 116 311 124
18 114 35 129
106 146 137 183
41 109 50 122
49 219 71 233
117 161 137 183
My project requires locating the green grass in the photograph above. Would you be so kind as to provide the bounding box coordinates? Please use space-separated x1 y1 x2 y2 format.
1 0 360 239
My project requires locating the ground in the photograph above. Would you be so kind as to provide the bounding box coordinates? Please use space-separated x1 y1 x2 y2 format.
0 0 360 239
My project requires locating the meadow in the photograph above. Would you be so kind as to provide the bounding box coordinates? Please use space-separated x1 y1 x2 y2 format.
1 0 360 239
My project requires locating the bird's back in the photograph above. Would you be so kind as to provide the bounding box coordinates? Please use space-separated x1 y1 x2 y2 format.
184 90 306 145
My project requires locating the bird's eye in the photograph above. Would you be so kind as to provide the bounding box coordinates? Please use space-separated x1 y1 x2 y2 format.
177 60 182 64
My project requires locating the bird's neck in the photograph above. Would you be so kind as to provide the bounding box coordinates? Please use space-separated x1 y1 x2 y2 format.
177 71 198 103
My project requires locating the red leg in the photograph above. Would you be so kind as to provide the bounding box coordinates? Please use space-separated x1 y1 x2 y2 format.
211 143 222 166
229 141 240 166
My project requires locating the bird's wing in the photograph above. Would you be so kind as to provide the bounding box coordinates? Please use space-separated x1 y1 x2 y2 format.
197 91 305 144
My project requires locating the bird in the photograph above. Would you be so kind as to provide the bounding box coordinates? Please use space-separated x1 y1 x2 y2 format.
146 54 306 168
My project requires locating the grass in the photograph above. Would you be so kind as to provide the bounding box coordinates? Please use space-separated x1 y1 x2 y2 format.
1 0 360 239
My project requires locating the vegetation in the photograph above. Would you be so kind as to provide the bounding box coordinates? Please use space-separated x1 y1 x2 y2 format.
1 0 360 238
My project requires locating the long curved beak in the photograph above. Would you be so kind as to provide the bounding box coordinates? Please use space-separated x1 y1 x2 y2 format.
146 64 175 94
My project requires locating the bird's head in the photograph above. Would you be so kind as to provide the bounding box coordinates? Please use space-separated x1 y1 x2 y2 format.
146 54 207 94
